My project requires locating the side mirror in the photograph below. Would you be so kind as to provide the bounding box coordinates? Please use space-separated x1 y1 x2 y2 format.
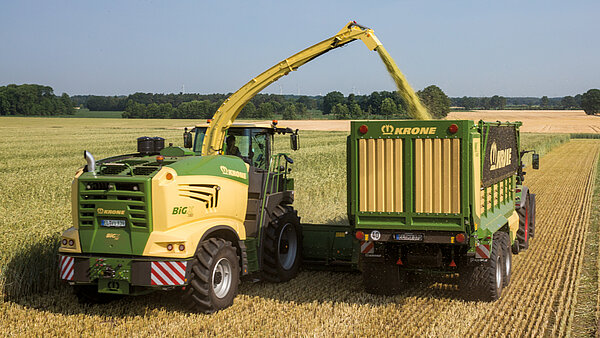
183 128 193 148
290 130 299 151
532 153 539 170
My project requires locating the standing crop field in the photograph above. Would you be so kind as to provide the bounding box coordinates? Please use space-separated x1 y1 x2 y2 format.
0 117 597 335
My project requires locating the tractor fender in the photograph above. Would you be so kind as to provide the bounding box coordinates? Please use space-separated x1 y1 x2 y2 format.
516 186 529 209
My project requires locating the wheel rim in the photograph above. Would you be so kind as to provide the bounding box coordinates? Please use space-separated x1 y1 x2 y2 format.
212 258 232 299
505 250 511 278
278 223 298 270
496 255 502 290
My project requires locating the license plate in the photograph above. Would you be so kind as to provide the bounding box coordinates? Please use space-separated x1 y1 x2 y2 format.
101 219 126 228
394 233 423 241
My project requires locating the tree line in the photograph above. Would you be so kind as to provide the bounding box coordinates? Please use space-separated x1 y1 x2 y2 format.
450 93 592 110
0 84 75 116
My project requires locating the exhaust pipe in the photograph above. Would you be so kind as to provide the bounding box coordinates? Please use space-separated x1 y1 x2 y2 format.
84 150 95 172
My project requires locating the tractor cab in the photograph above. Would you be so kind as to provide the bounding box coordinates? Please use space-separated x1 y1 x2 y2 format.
189 121 299 170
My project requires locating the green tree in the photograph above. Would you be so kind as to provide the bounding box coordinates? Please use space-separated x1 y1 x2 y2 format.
323 91 345 114
282 103 298 120
581 89 600 115
332 103 350 119
561 96 576 109
417 85 451 118
349 103 364 119
380 97 397 117
257 102 274 118
239 102 256 118
540 96 550 109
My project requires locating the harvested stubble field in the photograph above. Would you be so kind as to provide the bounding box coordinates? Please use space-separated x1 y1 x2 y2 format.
0 117 598 336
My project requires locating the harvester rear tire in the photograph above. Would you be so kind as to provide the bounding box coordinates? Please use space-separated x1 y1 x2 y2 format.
459 232 504 301
262 206 302 283
517 193 531 251
362 259 407 295
74 285 122 304
183 238 240 313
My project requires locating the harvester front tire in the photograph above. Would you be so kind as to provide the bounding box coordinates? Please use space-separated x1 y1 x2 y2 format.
362 259 406 295
262 206 302 283
517 193 531 251
183 238 240 313
459 232 504 301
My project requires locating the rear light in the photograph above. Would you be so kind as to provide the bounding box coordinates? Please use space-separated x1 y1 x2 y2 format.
448 124 458 134
516 188 521 193
167 244 173 251
179 244 185 251
355 231 365 240
455 233 466 243
62 239 68 245
359 125 368 134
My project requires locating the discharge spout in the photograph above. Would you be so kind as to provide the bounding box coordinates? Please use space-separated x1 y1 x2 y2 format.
84 150 95 172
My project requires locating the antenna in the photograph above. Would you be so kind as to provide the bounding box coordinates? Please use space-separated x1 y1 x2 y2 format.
181 84 185 94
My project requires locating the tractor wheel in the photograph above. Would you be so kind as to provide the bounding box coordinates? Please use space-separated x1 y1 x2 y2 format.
183 238 240 313
74 285 121 304
262 206 302 283
459 232 504 301
498 232 512 287
529 193 536 239
361 259 407 295
516 193 531 251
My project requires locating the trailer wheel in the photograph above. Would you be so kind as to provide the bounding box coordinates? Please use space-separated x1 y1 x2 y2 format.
74 285 121 304
498 232 512 287
516 193 531 251
362 260 406 295
183 238 240 313
529 193 536 239
262 206 302 282
459 233 504 301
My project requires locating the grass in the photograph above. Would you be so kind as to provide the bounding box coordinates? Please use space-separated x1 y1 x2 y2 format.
0 116 594 335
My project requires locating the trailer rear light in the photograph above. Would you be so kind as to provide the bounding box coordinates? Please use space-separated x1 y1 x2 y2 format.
455 233 466 243
355 231 365 240
448 124 458 134
178 244 185 251
167 244 173 251
516 188 521 193
359 125 368 134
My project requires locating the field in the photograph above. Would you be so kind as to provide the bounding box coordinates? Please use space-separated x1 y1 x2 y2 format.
0 116 599 335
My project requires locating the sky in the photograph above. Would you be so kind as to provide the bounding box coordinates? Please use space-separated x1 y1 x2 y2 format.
1 0 598 97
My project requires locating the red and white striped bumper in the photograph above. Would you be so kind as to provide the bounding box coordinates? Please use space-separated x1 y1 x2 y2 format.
475 244 491 259
60 256 75 281
151 261 187 286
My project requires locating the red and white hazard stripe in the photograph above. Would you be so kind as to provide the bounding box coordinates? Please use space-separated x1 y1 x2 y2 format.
360 241 374 254
60 256 74 281
151 261 187 285
475 244 491 259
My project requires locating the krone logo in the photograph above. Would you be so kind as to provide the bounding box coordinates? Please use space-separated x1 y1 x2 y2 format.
489 142 512 170
381 124 394 135
220 166 247 179
105 233 120 240
97 208 125 215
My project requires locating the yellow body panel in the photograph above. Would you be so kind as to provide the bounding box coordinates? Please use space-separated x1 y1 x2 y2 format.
71 168 83 229
358 138 403 213
58 227 82 253
507 210 519 241
145 167 248 258
415 138 461 213
472 138 482 218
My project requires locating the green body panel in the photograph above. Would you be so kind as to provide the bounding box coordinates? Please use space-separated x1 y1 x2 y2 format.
160 146 194 157
77 175 153 255
301 223 357 268
245 237 260 273
166 155 249 184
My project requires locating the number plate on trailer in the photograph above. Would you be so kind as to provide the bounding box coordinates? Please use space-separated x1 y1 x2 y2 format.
394 233 424 241
101 219 126 228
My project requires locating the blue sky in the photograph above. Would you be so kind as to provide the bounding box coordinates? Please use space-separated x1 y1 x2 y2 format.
1 0 598 97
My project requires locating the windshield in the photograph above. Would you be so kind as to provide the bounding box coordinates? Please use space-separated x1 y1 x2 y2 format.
193 127 271 169
193 127 207 154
